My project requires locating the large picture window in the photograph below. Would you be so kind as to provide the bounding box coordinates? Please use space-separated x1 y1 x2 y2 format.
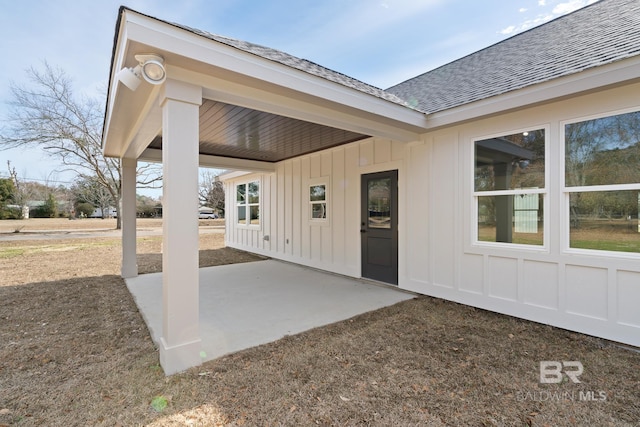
236 181 260 226
474 128 546 246
564 110 640 253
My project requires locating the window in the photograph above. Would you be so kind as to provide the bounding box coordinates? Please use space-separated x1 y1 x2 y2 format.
236 181 260 226
564 110 640 253
474 128 546 246
309 184 327 220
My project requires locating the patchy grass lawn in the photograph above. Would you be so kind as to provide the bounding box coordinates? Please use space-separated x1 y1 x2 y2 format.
1 222 639 426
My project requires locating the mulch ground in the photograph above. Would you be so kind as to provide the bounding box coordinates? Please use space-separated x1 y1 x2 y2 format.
1 221 639 426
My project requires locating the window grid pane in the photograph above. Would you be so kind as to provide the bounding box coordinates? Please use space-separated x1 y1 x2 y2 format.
569 191 640 253
236 184 246 203
477 195 544 246
310 185 326 202
565 111 640 188
311 202 326 219
249 205 260 225
248 181 260 203
475 129 545 192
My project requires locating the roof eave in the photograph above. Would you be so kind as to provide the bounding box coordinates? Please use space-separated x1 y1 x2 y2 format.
102 8 428 159
423 56 640 131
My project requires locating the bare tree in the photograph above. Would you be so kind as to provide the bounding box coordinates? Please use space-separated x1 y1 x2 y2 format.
0 63 160 228
71 174 116 218
6 161 25 207
199 169 225 216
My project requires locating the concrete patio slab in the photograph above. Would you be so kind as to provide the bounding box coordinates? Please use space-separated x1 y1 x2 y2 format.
125 259 414 364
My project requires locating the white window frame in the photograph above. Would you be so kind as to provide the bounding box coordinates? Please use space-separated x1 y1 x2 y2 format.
236 180 260 228
471 125 550 251
561 107 640 258
309 183 328 221
307 176 330 226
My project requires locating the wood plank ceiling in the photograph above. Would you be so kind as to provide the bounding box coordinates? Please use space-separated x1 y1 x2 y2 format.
148 98 369 162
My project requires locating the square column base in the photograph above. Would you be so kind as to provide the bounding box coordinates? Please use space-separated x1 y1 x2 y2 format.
159 337 202 375
121 264 138 279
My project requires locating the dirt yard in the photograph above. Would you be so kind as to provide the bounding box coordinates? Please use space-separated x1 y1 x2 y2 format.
1 219 639 426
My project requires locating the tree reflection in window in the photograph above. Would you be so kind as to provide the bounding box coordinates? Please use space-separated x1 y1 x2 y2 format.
368 178 391 229
565 111 640 253
310 184 327 220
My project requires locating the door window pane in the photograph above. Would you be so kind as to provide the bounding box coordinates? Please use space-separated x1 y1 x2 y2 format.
368 178 391 229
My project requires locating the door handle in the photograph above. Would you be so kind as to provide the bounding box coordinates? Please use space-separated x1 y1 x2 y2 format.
360 229 367 233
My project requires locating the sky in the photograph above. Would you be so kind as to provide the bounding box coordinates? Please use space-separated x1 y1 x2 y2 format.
0 0 597 198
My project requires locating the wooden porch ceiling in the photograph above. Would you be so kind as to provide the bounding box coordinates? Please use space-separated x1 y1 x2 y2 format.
148 98 369 162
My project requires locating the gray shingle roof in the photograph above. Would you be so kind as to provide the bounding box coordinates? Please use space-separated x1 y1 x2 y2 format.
386 0 640 114
181 26 411 107
120 7 410 109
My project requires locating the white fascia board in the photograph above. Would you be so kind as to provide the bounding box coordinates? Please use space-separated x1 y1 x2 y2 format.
139 148 276 172
104 20 163 158
425 57 640 131
122 13 427 132
123 89 162 160
103 26 131 156
217 170 254 181
170 67 421 143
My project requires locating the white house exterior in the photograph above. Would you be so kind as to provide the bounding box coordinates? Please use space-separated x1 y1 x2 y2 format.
103 0 640 374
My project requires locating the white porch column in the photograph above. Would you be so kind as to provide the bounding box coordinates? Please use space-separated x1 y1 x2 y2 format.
159 79 203 374
121 157 138 278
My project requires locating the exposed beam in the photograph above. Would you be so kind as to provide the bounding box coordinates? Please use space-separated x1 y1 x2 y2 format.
140 148 277 172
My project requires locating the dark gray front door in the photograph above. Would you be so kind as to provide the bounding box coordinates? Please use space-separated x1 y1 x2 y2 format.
361 170 398 285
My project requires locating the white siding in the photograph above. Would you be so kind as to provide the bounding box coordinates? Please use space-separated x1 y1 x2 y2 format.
401 81 640 348
225 81 640 348
226 138 405 277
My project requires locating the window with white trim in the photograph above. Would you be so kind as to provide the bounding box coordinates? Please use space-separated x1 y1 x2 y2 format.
309 184 327 220
564 110 640 253
236 181 260 226
474 128 546 246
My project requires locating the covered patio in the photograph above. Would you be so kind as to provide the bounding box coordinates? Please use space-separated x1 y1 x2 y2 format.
126 259 415 364
102 8 427 374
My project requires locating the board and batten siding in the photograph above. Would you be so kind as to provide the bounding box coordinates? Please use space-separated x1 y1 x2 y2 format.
404 81 640 348
225 138 405 278
225 81 640 348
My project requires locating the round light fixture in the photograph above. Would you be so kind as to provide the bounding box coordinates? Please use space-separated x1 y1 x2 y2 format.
141 59 166 84
135 54 167 85
117 53 167 91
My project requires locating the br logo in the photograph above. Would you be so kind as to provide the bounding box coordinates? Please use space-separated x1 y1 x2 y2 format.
539 361 583 383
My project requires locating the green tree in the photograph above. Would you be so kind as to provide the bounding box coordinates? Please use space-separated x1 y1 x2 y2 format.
42 193 58 218
137 194 160 217
0 178 15 206
0 178 19 219
74 202 95 218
